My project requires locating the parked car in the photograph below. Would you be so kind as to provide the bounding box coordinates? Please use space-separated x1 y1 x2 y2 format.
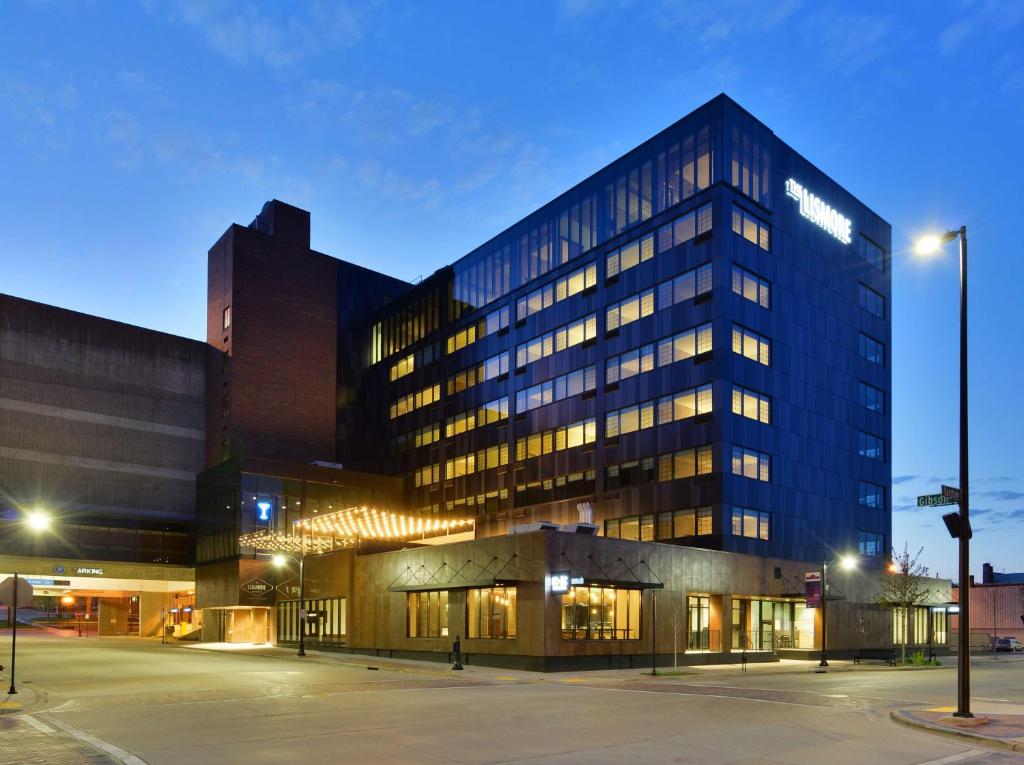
994 637 1023 652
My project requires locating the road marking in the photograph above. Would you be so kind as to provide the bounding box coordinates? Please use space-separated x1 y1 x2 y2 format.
19 714 57 734
914 750 985 765
42 714 151 765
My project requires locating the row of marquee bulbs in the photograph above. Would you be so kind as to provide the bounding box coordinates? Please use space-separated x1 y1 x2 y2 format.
293 505 475 541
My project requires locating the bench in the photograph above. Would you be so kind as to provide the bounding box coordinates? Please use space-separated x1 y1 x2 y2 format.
854 648 897 666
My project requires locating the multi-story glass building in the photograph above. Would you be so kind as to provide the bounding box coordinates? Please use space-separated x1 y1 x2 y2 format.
335 94 891 563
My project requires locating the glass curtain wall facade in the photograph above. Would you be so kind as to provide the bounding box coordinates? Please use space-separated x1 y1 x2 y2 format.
352 94 891 564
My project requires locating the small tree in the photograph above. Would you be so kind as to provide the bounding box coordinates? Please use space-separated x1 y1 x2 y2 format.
877 545 931 663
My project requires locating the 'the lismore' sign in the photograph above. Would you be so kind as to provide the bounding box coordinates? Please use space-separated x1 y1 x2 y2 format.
785 178 852 245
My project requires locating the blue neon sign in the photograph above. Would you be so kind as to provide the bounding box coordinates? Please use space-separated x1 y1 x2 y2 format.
255 498 272 524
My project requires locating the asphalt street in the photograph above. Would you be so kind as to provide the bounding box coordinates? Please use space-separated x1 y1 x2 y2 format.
3 633 1024 765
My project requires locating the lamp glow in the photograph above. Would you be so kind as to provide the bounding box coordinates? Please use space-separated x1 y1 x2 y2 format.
271 553 287 568
839 554 858 572
26 510 51 532
915 235 942 256
888 562 900 574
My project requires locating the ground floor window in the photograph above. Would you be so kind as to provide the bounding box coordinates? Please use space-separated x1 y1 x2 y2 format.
893 607 907 644
913 606 928 644
687 595 719 650
277 597 345 644
467 586 516 639
407 591 449 638
732 598 781 650
932 609 947 644
561 585 641 640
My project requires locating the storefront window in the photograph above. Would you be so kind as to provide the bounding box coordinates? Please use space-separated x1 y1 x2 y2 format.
731 598 777 651
407 591 449 638
467 587 516 639
560 586 641 640
932 609 947 644
688 595 716 651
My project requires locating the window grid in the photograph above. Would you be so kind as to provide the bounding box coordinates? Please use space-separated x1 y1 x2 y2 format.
858 431 885 461
859 381 885 413
859 481 885 510
859 236 886 272
607 202 713 279
446 352 509 395
515 365 596 413
859 332 885 366
606 263 713 332
732 386 770 424
515 419 597 460
516 262 597 321
516 314 597 368
732 326 770 366
606 323 712 384
858 283 885 319
395 422 441 452
731 507 770 540
445 444 509 480
731 446 770 481
389 353 415 382
731 206 770 251
390 383 441 420
447 305 509 355
731 265 770 308
606 384 712 437
445 397 509 437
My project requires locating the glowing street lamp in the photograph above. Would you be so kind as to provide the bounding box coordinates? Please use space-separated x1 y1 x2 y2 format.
272 551 305 657
8 509 52 694
914 225 972 719
819 553 859 668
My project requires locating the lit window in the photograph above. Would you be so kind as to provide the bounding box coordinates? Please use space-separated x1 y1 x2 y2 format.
732 266 769 308
732 326 770 366
731 206 770 251
560 585 641 640
731 507 769 540
222 305 231 330
407 591 449 638
467 587 516 639
732 386 770 424
731 447 770 481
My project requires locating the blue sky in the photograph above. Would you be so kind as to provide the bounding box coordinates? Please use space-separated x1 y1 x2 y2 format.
2 1 1022 579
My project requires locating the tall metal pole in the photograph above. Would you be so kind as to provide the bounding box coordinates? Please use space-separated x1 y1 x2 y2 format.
955 226 971 718
819 560 829 667
650 590 657 676
297 480 307 657
8 572 19 695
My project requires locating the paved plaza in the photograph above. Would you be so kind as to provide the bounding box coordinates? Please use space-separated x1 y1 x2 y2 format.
3 632 1024 764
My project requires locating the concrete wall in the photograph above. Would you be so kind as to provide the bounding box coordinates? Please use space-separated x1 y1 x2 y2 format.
0 294 206 540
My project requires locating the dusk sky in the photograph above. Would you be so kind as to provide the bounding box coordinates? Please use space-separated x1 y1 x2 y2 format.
3 1 1022 579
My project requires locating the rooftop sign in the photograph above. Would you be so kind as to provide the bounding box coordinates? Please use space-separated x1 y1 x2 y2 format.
785 178 852 245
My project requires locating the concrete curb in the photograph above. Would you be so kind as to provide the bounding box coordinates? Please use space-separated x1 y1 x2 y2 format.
890 709 1024 753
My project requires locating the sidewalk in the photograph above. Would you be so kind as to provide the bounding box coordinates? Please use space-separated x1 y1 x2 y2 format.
892 702 1024 753
175 641 952 683
0 714 116 765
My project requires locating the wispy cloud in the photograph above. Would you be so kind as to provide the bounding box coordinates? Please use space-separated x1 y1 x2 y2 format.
804 6 894 75
0 74 79 152
166 1 365 68
892 474 919 485
940 0 1024 55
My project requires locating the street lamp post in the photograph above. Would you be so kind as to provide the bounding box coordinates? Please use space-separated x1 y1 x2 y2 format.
819 554 858 668
272 552 305 657
8 510 51 694
915 226 971 718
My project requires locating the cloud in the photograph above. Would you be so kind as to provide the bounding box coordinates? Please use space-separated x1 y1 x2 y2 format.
0 74 79 151
104 110 144 169
167 1 364 68
354 158 443 208
940 0 1024 55
804 7 893 75
892 474 918 485
976 490 1024 503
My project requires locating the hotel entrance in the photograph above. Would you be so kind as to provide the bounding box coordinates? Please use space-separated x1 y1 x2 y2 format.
204 606 271 644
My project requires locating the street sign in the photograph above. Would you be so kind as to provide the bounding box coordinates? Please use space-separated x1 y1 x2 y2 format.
918 494 956 508
942 485 962 503
0 576 33 606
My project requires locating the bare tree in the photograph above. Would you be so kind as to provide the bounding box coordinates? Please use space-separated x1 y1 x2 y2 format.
877 545 932 663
